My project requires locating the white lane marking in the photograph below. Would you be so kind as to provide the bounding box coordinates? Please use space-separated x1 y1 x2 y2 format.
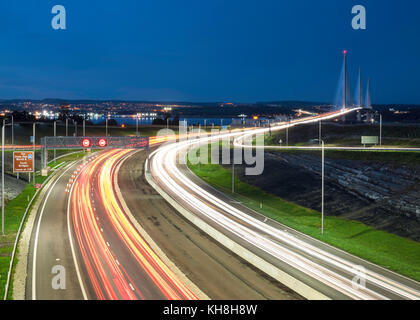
67 162 89 300
32 164 75 300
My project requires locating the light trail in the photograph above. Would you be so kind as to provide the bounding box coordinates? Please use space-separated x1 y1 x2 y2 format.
70 149 198 300
149 108 420 300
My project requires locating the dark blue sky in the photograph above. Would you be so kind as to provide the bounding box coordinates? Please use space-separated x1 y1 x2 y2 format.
0 0 419 103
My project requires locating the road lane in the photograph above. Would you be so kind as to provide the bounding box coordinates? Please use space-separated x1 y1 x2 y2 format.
69 149 198 300
117 149 301 299
27 160 86 300
148 108 420 300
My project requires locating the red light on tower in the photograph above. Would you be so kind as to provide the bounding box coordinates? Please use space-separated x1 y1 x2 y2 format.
98 138 108 148
81 138 91 148
343 50 347 55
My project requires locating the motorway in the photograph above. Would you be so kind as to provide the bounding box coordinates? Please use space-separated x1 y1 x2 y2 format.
148 108 420 300
26 107 420 300
117 150 300 299
28 150 198 300
27 146 299 300
26 160 85 299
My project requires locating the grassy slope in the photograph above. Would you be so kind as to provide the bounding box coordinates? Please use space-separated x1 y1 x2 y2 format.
188 158 420 282
0 151 88 299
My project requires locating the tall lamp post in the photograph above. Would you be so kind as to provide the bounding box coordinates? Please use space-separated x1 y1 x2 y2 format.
11 115 14 150
319 120 322 146
319 139 325 235
379 114 382 147
2 119 12 235
136 113 139 137
33 122 36 186
313 138 325 235
232 142 235 193
53 121 57 162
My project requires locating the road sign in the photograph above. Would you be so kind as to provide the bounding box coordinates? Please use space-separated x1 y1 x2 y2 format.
81 138 92 148
40 136 149 150
13 151 34 173
361 136 379 145
97 138 108 147
30 136 34 143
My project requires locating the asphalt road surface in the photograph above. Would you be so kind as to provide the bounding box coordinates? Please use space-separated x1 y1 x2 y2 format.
118 150 301 300
27 150 198 300
26 160 85 300
148 108 420 300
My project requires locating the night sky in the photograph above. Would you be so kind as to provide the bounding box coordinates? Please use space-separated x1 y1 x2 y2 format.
0 0 419 103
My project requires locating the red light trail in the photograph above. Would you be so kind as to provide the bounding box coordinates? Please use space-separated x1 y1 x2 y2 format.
70 149 198 300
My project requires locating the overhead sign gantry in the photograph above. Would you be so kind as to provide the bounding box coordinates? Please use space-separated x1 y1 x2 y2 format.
40 136 149 168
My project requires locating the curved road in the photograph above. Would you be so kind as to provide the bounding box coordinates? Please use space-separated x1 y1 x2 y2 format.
26 107 420 300
148 108 420 300
28 150 198 300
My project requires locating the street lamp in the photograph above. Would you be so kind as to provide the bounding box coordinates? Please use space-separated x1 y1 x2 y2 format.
2 119 12 236
379 114 382 146
11 115 14 150
136 113 139 137
54 121 56 162
319 120 322 146
33 122 36 186
312 138 325 235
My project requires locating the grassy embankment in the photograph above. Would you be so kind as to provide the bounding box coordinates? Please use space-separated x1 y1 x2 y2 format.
0 151 89 299
188 147 420 282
